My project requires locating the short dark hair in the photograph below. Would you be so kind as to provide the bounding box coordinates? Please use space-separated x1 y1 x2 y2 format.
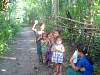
77 44 88 55
40 22 45 27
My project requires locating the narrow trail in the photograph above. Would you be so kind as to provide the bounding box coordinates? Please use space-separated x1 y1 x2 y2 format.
0 27 54 75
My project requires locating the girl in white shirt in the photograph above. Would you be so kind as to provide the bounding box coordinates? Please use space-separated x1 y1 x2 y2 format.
51 36 65 75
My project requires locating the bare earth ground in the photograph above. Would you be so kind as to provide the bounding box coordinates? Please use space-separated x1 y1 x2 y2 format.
1 27 99 75
0 27 53 75
0 27 66 75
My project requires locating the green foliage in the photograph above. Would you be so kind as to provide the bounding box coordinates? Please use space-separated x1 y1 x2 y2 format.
0 12 20 55
91 37 100 60
57 1 100 74
45 19 55 32
22 0 52 25
58 0 100 43
0 0 21 55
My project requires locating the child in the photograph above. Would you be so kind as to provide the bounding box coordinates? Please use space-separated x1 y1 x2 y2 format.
51 36 65 75
32 22 45 38
53 30 60 40
67 44 94 75
41 33 49 63
32 22 45 63
46 32 54 66
32 20 38 33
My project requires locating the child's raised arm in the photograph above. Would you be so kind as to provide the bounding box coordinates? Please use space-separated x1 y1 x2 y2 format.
32 20 38 32
32 24 37 32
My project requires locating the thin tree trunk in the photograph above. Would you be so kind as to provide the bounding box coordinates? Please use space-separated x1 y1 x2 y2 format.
87 0 94 25
51 0 59 27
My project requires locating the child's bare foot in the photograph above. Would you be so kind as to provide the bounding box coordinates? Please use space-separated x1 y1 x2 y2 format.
53 72 57 75
54 72 59 75
58 72 62 75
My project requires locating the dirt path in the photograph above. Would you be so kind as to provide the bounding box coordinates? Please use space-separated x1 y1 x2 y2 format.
0 27 54 75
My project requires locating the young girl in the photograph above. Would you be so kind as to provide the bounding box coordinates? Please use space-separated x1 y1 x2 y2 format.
51 37 65 75
53 30 60 40
46 32 54 66
41 33 49 63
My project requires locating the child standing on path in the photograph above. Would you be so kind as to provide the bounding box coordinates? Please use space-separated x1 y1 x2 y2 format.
32 22 45 63
51 37 65 75
41 33 49 63
46 32 55 66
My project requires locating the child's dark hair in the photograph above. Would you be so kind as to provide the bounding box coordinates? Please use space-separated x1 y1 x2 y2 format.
77 44 88 55
42 33 47 38
40 22 45 26
37 22 45 30
77 44 93 65
53 30 60 35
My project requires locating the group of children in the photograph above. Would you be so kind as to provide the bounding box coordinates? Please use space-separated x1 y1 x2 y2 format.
32 20 94 75
32 21 65 75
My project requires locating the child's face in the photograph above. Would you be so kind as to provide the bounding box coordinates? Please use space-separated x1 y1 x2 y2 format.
42 34 47 39
78 50 83 56
56 38 62 44
53 31 59 38
48 33 53 39
40 24 45 30
78 51 81 56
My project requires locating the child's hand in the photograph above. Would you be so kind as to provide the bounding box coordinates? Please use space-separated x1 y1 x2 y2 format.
53 49 56 52
32 28 36 31
57 50 62 52
70 56 74 63
35 20 38 24
80 68 85 71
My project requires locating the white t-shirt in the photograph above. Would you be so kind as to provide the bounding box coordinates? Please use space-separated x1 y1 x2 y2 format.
37 31 44 35
72 50 78 63
53 44 65 53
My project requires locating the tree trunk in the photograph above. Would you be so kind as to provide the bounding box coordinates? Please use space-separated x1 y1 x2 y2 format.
87 0 94 25
51 0 59 27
